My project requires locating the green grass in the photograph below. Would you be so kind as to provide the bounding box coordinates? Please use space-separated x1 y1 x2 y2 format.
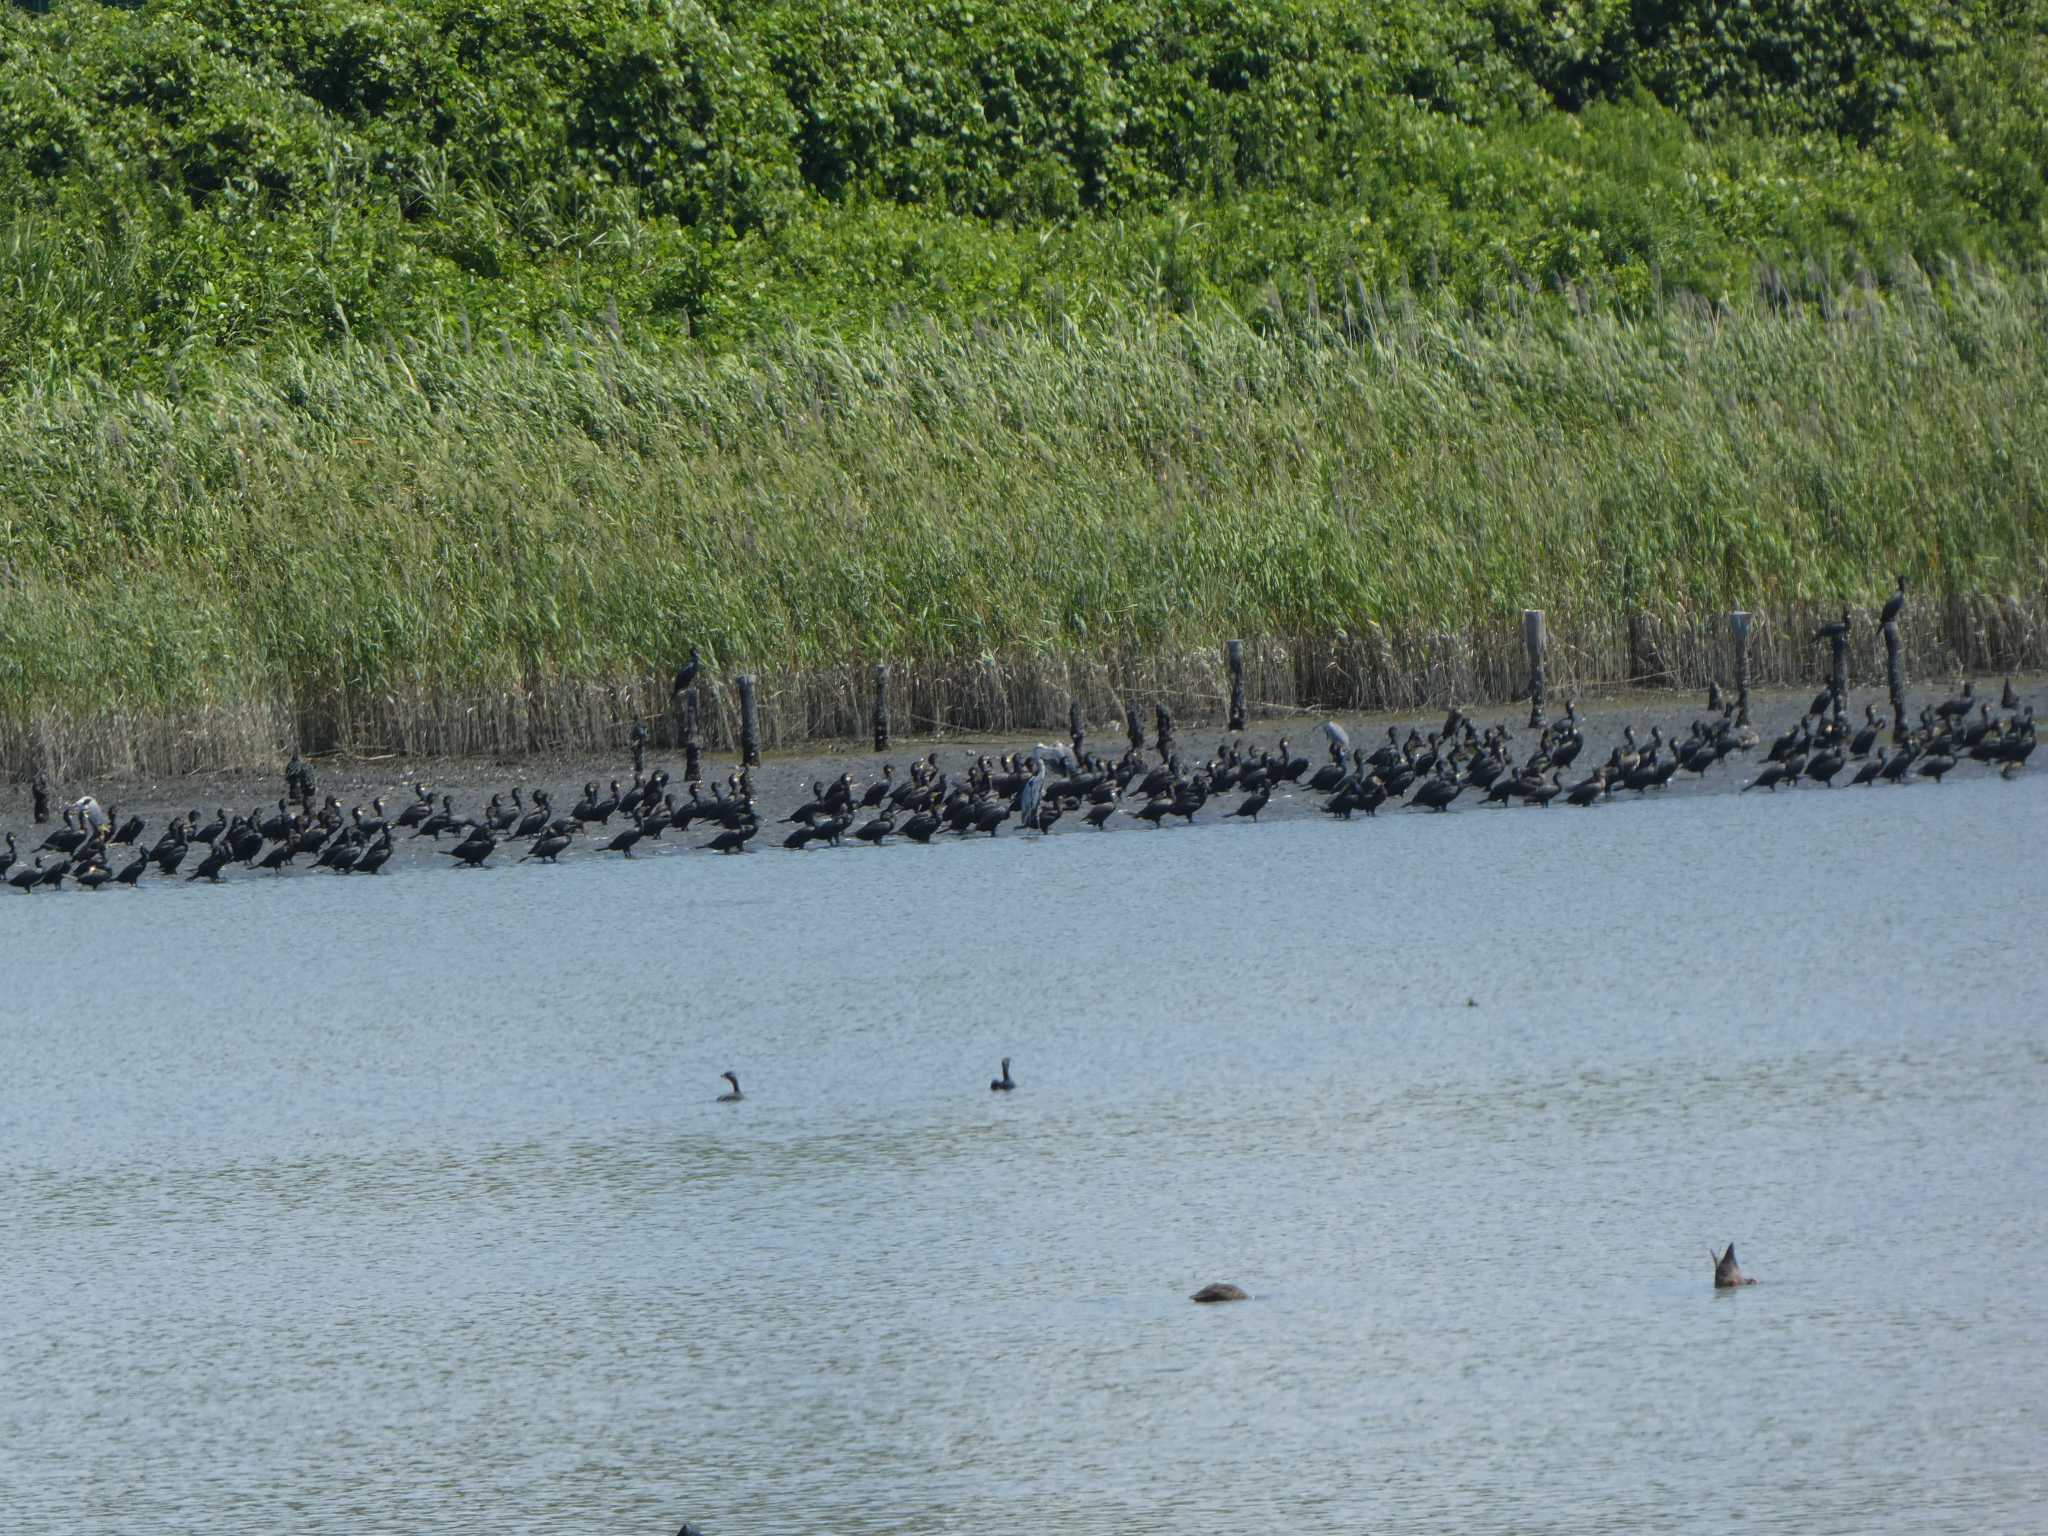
3 267 2042 771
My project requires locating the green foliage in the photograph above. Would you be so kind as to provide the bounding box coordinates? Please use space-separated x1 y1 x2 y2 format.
0 0 2040 377
1482 0 1991 136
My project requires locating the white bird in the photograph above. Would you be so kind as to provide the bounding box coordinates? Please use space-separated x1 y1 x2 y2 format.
1321 721 1351 760
1032 744 1073 775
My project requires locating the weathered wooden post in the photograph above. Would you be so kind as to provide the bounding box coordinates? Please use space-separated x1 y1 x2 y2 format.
1827 629 1850 719
1883 620 1908 744
1729 611 1753 727
1069 698 1084 760
679 686 702 784
1225 640 1247 732
1522 609 1547 729
1125 703 1145 756
31 766 50 824
871 664 891 753
629 714 648 775
737 673 761 768
1155 702 1175 761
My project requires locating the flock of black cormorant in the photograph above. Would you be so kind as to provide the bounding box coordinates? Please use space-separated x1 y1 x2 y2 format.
2 675 2033 892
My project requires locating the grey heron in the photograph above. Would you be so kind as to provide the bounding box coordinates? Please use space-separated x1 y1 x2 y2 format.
1017 757 1047 831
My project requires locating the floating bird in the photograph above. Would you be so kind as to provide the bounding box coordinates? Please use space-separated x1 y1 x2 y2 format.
990 1058 1015 1092
717 1071 743 1103
1191 1283 1248 1303
1712 1244 1756 1289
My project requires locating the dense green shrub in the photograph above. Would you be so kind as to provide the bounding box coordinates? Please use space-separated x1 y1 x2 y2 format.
0 0 2040 377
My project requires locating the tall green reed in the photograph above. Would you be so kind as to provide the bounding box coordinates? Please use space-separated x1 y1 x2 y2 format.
2 268 2042 775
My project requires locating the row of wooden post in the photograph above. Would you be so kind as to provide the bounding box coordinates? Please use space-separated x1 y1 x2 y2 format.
656 607 1910 772
1524 606 1904 736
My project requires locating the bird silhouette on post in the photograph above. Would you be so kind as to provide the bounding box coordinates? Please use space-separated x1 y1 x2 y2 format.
672 646 701 699
1880 575 1906 628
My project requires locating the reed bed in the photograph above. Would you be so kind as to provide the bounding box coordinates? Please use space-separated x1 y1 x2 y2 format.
2 268 2044 778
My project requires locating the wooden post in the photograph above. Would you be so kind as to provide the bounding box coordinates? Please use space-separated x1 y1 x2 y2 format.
737 674 761 768
31 766 50 824
1069 698 1084 760
1882 621 1908 744
1827 631 1849 719
1125 703 1145 755
679 686 701 784
1522 610 1547 729
871 664 891 753
629 714 647 775
1226 639 1247 732
1729 611 1752 727
1154 702 1175 760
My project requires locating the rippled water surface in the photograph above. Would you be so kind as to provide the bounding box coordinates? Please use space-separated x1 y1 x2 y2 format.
6 770 2047 1533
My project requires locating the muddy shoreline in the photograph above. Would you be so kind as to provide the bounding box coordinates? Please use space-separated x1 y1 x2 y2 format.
4 679 2035 881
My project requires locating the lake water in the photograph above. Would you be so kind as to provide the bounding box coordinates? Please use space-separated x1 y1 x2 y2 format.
5 767 2046 1533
